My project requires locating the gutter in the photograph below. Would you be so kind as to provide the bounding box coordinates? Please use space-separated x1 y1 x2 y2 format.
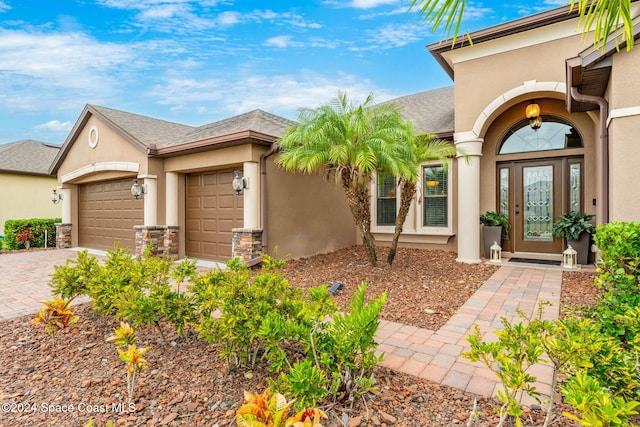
569 86 609 223
259 142 279 254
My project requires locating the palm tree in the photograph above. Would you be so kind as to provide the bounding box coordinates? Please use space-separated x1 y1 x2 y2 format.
277 92 416 267
410 0 634 51
386 136 459 265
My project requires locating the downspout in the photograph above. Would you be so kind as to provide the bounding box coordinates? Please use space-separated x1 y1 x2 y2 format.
569 87 609 223
259 143 279 254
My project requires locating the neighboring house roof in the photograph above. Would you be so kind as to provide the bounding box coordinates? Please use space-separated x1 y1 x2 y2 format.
0 140 60 176
385 86 454 138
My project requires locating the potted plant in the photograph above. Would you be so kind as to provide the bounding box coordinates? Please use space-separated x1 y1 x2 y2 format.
480 211 510 259
551 211 595 264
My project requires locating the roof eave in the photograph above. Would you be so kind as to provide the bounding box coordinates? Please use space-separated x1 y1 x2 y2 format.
148 130 276 158
428 4 578 80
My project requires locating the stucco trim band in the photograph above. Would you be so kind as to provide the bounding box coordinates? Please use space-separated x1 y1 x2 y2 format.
607 106 640 127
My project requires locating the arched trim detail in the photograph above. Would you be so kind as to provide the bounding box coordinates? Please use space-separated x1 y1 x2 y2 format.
463 80 567 141
61 162 140 183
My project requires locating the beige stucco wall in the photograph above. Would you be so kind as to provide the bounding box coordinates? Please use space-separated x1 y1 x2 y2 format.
452 34 587 133
607 46 640 221
0 173 61 236
56 115 148 183
265 159 356 259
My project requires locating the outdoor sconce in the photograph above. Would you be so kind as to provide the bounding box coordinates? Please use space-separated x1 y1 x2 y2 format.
131 179 146 200
232 170 248 195
490 241 502 263
563 245 578 269
50 189 63 204
525 100 542 131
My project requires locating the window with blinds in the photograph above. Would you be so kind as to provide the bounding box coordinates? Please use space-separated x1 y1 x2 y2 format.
423 165 447 227
376 174 396 226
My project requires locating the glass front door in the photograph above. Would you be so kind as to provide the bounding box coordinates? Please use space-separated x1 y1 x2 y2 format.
498 158 582 254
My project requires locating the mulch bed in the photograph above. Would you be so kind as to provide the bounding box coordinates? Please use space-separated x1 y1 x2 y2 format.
0 246 600 426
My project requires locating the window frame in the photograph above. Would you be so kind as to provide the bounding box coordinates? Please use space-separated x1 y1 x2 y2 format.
371 160 453 237
417 161 453 235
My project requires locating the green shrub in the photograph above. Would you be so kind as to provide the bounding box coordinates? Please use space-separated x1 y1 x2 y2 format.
191 255 302 369
4 218 60 250
50 246 197 344
50 250 100 298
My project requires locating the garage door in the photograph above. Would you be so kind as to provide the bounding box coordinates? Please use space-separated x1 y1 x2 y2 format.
78 179 144 251
187 170 243 261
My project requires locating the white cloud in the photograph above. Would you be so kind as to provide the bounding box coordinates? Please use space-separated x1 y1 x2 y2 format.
216 11 242 25
34 120 73 133
263 35 303 48
350 0 398 9
0 1 11 12
354 23 430 50
0 28 137 114
148 70 397 121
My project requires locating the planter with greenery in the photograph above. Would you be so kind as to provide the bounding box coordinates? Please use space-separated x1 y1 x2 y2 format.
480 211 510 259
551 211 595 264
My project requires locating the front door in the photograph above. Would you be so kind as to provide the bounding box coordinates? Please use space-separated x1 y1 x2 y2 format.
498 158 583 254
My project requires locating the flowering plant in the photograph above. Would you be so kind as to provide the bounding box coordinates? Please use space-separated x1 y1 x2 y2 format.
15 228 34 245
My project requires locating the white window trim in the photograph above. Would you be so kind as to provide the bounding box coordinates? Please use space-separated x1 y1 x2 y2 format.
417 161 454 235
371 174 397 233
370 160 454 236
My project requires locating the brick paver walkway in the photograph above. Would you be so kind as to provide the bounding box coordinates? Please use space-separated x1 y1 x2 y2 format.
0 250 565 404
375 264 563 404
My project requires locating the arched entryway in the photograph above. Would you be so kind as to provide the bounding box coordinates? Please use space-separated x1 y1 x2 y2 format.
495 116 584 254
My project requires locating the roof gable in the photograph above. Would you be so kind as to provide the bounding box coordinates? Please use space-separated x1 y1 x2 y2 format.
0 140 60 176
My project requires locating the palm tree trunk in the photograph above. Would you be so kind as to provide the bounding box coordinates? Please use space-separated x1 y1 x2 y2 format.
387 180 416 265
342 175 378 267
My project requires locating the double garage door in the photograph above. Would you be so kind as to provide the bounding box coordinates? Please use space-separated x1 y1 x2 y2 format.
78 179 143 251
186 170 243 261
77 171 242 261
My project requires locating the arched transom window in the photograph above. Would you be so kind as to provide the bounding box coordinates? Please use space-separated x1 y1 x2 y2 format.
498 116 583 154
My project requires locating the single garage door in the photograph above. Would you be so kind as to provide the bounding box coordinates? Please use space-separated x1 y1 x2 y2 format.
78 178 144 251
187 170 243 261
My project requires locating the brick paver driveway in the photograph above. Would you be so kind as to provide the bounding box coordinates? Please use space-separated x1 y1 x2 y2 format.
0 249 86 320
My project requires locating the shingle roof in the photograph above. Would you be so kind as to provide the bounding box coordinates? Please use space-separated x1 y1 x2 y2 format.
0 140 61 176
175 109 294 146
90 105 196 148
384 86 454 136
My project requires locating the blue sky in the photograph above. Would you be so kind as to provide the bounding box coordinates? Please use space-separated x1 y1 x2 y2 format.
0 0 567 145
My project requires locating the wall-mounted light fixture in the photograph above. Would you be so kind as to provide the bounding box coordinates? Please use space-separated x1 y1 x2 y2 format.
525 100 542 131
232 170 248 195
131 179 146 199
50 189 63 204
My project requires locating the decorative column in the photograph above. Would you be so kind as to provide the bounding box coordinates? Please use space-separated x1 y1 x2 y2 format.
243 161 260 228
165 172 179 226
454 134 484 264
142 175 157 227
55 188 72 249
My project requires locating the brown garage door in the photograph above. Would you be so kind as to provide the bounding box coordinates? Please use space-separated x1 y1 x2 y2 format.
78 179 143 251
187 170 243 261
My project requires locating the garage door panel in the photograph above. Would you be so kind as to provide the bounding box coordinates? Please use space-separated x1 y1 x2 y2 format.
187 170 243 261
79 179 143 251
